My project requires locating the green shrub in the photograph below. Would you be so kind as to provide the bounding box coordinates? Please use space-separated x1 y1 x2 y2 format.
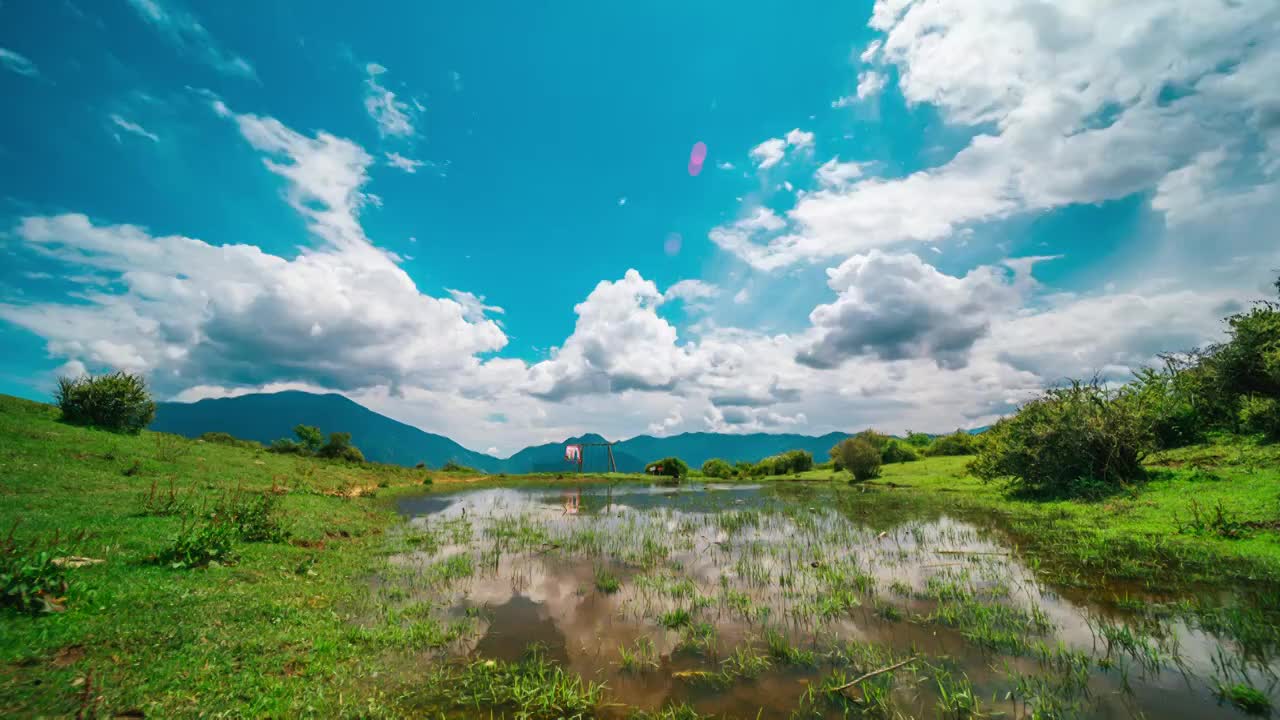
647 457 689 479
904 431 933 448
880 439 920 464
55 371 156 434
199 432 263 450
1126 362 1208 449
854 429 890 451
924 431 979 456
753 449 814 476
1 528 72 614
153 520 237 568
293 424 324 454
269 438 304 454
701 458 732 479
317 432 364 462
441 460 478 473
834 438 882 482
1239 395 1280 440
733 461 754 477
220 492 289 543
968 380 1153 497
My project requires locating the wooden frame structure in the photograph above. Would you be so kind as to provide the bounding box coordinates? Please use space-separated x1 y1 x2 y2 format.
567 441 618 473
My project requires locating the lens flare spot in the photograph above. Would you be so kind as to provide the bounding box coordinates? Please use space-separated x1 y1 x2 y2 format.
688 142 707 176
664 232 683 256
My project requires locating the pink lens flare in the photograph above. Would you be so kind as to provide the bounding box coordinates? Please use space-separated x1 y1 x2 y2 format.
664 232 683 256
688 141 707 176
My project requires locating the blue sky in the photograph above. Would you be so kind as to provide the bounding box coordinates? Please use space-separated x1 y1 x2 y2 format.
1 1 1277 454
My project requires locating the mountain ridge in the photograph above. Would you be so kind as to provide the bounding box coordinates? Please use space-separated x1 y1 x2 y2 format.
152 390 980 473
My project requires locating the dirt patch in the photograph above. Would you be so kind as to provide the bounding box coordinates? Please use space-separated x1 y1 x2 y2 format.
51 645 85 668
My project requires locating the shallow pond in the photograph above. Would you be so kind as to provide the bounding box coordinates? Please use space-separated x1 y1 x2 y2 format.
384 482 1279 718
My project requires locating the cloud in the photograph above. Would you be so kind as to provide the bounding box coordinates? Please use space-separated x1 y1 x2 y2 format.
524 270 696 400
713 0 1280 269
749 138 786 170
749 129 814 169
125 0 256 79
663 280 719 303
110 114 159 143
856 71 886 99
0 109 505 394
446 289 504 323
385 151 424 173
798 252 1049 370
364 62 417 138
0 48 39 77
816 157 864 188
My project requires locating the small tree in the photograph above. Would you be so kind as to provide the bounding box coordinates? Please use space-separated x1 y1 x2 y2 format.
968 380 1153 497
880 439 920 464
701 458 732 479
55 371 156 434
904 431 933 448
648 457 688 480
293 425 324 454
317 432 364 462
835 438 882 482
924 431 979 456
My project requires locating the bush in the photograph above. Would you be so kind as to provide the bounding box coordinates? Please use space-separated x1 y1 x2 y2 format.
647 457 689 479
904 431 933 448
153 521 237 568
317 432 364 462
269 438 305 454
293 425 324 454
854 430 890 451
753 449 814 476
924 431 979 456
733 461 754 477
880 439 920 464
701 458 733 479
1127 362 1206 449
1 528 72 614
968 380 1153 498
220 492 289 543
1239 396 1280 440
441 460 479 473
834 438 882 482
199 432 263 450
55 371 156 434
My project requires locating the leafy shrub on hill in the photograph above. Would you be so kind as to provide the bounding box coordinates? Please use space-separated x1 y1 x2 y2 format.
880 439 920 464
969 380 1152 498
199 432 263 450
752 449 814 476
701 458 733 479
55 371 156 434
441 460 479 473
1239 396 1280 440
834 438 882 482
1 527 73 614
923 431 979 456
904 431 933 448
317 432 364 462
269 425 364 462
647 457 689 479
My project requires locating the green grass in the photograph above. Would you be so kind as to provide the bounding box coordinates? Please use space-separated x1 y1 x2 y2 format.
767 443 1280 589
0 394 448 716
4 391 1280 717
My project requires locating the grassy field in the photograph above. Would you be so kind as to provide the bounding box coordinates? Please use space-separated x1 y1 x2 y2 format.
3 392 1279 716
766 443 1280 589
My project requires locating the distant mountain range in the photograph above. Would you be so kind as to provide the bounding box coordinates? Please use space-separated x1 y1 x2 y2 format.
152 390 979 473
